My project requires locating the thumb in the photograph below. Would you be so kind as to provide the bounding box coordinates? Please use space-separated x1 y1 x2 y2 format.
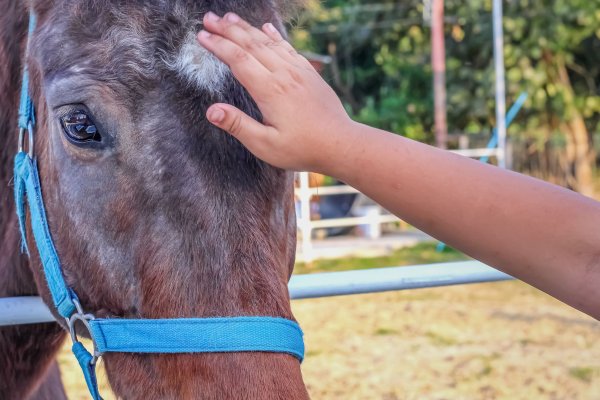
206 104 271 144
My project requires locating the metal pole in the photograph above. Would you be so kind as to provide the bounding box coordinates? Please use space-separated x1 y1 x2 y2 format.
0 261 514 326
289 261 513 299
493 0 507 168
432 0 448 149
0 297 55 326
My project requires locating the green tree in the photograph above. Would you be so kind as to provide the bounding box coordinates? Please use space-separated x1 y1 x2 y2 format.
290 0 600 194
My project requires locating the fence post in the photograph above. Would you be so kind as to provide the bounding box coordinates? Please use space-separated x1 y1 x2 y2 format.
493 0 507 169
298 172 314 262
432 0 448 149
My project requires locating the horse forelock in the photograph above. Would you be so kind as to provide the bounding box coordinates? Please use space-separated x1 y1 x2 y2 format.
31 0 305 96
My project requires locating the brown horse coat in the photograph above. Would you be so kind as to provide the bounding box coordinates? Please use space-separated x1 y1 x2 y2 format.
0 1 308 398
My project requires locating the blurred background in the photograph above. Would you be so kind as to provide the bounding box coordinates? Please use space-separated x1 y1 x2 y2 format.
60 0 600 398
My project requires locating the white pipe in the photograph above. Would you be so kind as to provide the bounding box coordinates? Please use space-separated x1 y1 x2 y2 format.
0 261 513 326
0 297 55 326
288 261 513 299
309 214 399 229
450 148 502 158
298 171 314 262
493 0 507 168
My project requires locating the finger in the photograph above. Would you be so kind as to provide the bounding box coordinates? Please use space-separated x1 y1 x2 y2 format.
197 30 270 93
261 23 314 69
203 12 286 72
206 104 276 149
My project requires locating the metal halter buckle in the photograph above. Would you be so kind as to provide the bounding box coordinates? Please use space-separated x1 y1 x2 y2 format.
17 122 34 158
65 298 102 365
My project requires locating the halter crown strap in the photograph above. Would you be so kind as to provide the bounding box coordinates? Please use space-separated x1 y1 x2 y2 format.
18 11 36 131
14 10 304 400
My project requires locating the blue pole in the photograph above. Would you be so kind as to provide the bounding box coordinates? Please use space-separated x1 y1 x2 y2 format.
479 92 528 164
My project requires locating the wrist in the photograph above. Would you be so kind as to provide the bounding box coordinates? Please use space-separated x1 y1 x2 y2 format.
311 119 363 183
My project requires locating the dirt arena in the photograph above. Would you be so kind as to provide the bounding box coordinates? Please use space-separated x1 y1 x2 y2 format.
59 279 600 399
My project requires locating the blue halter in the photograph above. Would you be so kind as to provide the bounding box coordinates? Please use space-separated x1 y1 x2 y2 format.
14 12 304 400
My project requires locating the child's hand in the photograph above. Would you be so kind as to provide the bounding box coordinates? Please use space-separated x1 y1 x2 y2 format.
198 12 355 172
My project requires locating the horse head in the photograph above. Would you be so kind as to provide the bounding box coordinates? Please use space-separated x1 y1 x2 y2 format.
2 1 307 398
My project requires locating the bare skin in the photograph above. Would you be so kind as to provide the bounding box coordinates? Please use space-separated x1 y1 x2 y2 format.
198 12 600 320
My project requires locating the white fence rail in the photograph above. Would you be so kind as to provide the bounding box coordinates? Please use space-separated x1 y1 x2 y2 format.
0 261 513 327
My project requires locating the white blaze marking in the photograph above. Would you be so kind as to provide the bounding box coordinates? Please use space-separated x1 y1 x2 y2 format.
164 32 230 93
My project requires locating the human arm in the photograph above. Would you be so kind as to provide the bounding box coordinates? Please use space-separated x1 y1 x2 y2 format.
197 12 600 319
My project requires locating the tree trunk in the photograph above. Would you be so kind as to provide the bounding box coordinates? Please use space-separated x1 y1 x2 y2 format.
542 51 595 197
557 57 595 197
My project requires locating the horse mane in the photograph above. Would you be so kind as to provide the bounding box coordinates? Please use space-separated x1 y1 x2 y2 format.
0 5 69 398
277 0 307 19
0 2 25 254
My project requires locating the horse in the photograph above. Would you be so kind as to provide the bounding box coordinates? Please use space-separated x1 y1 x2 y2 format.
0 1 308 398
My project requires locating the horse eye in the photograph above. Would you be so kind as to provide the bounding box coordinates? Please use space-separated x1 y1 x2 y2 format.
60 110 102 143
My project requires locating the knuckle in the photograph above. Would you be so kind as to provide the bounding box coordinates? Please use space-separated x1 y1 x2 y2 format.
283 69 303 85
271 76 300 96
244 39 264 52
223 23 238 36
265 38 280 48
271 81 287 96
228 115 244 136
287 68 304 85
232 47 249 62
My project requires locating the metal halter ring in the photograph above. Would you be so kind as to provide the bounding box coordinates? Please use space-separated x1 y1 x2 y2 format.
17 122 34 158
66 298 102 365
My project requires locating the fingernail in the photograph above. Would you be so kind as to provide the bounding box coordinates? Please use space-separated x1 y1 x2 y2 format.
198 30 211 39
266 23 278 34
206 11 220 22
208 108 225 123
226 13 240 23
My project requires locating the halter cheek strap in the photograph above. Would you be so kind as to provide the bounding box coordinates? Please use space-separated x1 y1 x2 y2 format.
15 11 304 400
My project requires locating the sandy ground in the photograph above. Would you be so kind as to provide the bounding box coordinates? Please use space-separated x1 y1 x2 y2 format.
59 280 600 399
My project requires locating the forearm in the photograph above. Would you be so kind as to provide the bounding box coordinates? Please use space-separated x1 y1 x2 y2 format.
329 123 600 318
198 13 600 319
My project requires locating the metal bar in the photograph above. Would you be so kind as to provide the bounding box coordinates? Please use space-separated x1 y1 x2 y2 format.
0 297 55 326
289 261 514 299
0 261 514 326
449 148 501 158
310 214 399 229
432 0 448 149
294 185 360 196
298 172 314 262
493 0 507 168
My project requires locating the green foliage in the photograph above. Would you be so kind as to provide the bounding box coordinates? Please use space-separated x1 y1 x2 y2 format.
290 0 600 147
294 242 468 274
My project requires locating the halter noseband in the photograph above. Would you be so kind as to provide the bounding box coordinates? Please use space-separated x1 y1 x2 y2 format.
14 11 303 400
